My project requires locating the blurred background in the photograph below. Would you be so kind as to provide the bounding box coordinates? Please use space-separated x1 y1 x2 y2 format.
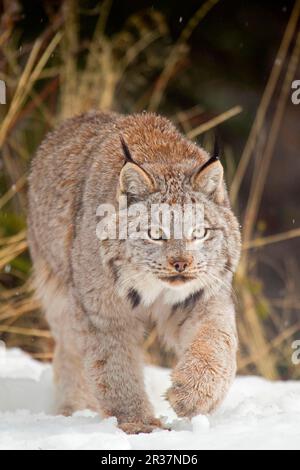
0 0 299 379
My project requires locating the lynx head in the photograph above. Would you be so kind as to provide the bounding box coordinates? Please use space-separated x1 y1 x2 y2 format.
101 113 241 308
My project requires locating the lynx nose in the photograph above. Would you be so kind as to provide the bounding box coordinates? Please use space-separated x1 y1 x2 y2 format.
174 261 187 273
169 258 190 273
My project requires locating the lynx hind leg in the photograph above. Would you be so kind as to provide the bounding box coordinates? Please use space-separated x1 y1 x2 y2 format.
31 257 96 415
52 343 98 416
31 257 70 337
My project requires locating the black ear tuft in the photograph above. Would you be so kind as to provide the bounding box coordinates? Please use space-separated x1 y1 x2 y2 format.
200 153 219 172
199 136 220 172
213 134 220 161
120 136 135 164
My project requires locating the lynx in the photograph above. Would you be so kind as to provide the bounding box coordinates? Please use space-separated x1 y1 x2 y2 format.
28 111 241 434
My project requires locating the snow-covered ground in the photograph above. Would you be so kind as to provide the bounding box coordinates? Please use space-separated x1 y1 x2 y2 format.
0 346 300 450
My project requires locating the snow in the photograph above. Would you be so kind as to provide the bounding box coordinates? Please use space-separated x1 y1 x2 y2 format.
0 346 300 450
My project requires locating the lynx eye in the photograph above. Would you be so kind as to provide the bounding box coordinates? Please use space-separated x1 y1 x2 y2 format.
147 226 166 241
191 227 208 240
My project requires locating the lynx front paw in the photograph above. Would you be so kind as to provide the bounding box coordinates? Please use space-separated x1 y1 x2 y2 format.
118 417 166 434
167 356 232 418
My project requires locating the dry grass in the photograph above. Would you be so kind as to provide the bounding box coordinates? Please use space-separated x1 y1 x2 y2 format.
0 0 300 379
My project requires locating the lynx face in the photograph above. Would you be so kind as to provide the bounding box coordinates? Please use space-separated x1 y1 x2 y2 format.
101 141 241 308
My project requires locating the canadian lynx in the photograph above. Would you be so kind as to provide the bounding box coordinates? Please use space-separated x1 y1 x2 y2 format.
28 111 241 434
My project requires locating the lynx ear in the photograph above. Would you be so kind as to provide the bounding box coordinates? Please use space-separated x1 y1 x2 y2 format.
119 136 155 202
191 158 224 203
119 163 155 201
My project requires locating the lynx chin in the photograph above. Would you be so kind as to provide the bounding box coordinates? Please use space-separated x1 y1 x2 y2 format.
28 111 241 434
